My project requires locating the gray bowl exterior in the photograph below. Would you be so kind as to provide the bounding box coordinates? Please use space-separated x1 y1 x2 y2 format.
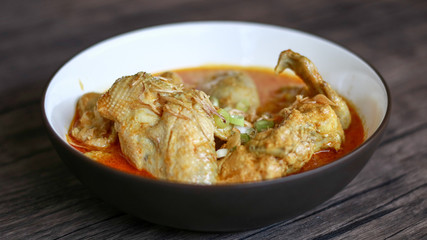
46 116 388 232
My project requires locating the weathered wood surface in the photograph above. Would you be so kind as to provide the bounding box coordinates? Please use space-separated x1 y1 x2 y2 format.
1 0 426 239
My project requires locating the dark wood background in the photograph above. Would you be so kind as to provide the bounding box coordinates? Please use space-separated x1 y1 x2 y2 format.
1 0 426 239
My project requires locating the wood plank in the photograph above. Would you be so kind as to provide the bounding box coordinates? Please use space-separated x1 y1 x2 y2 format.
0 0 426 239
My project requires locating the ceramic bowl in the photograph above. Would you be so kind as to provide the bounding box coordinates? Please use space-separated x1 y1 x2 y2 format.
42 21 391 231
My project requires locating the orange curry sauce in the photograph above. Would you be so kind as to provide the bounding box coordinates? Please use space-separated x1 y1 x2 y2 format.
68 66 364 179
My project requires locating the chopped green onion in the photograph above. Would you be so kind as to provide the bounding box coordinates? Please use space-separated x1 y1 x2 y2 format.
254 120 275 132
214 108 230 129
218 108 230 121
247 127 256 137
210 96 219 107
216 148 228 158
240 133 251 144
230 115 245 126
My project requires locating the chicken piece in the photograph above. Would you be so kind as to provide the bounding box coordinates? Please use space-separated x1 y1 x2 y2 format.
70 92 117 149
247 95 344 170
97 72 218 184
219 96 344 183
275 49 351 129
218 51 347 183
157 71 183 85
84 150 114 162
218 146 285 182
198 71 260 115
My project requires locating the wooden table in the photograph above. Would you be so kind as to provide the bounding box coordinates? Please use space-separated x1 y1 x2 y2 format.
1 0 426 239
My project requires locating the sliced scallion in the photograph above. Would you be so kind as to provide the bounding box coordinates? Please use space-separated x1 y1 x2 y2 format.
214 108 230 129
254 120 274 132
240 133 251 144
230 115 244 126
216 148 228 158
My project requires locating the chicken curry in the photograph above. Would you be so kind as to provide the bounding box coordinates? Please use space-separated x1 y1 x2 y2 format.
68 50 364 184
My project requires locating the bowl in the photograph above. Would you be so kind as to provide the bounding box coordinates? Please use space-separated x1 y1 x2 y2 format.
42 21 391 231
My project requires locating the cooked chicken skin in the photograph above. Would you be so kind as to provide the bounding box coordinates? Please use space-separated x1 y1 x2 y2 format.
97 72 218 184
275 50 351 129
248 95 344 158
70 92 117 149
218 50 348 183
218 146 285 182
198 71 260 115
219 96 344 183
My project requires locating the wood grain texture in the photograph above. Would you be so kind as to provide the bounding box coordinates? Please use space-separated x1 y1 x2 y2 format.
1 0 426 239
